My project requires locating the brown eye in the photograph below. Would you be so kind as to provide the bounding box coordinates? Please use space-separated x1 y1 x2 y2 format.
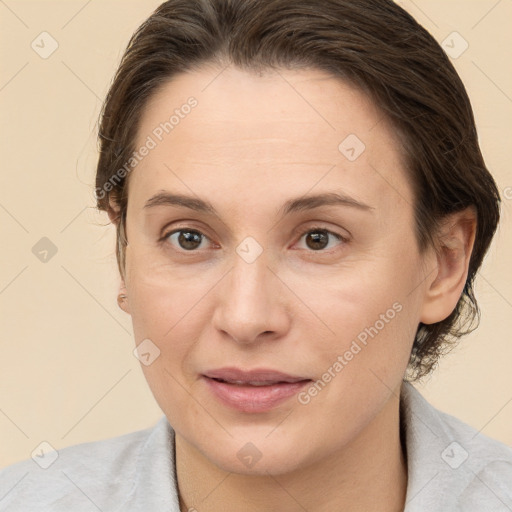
296 228 345 251
305 231 329 250
165 229 208 251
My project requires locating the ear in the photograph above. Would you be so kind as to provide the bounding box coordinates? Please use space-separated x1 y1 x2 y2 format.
420 207 477 325
117 279 131 315
107 197 121 226
107 198 131 315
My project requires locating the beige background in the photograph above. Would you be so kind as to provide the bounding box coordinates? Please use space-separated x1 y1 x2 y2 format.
0 0 511 469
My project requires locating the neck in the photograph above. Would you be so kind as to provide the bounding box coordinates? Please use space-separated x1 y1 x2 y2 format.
176 384 407 512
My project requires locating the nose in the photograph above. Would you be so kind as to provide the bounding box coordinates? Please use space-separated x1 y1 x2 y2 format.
211 248 291 345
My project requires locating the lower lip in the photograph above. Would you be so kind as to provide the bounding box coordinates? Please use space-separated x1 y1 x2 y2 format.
203 376 311 413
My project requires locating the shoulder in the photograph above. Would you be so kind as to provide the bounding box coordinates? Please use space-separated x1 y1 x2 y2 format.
433 399 512 510
0 416 173 512
401 382 512 511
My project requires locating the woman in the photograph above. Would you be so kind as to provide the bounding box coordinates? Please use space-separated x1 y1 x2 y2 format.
1 0 511 510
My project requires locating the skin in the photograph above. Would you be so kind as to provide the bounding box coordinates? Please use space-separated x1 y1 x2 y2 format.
110 65 476 512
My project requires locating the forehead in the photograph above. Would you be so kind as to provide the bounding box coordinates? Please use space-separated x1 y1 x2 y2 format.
130 65 411 213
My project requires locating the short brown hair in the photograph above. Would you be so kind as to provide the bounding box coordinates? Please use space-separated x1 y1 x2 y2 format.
95 0 501 381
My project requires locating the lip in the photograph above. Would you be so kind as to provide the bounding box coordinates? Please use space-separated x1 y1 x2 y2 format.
202 367 312 413
203 367 309 384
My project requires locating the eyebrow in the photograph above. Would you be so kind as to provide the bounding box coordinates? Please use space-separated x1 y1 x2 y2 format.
143 191 375 216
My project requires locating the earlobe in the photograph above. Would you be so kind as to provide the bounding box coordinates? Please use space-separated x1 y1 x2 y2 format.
107 199 121 226
419 208 477 325
117 281 131 315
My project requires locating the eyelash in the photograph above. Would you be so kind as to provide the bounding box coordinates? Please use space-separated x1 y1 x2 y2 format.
158 225 348 253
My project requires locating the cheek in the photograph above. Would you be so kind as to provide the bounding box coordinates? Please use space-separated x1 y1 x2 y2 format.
294 293 417 444
126 263 210 425
125 244 212 339
303 253 418 340
297 248 422 392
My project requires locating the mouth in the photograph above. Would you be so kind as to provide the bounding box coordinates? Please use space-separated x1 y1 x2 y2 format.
201 367 312 413
208 377 298 386
203 367 310 384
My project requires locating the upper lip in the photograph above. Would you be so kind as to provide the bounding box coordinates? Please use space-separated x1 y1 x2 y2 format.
203 367 311 384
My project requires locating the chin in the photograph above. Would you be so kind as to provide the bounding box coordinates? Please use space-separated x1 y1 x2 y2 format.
196 434 317 476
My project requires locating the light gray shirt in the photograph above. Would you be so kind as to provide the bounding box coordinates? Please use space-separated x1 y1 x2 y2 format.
1 381 511 511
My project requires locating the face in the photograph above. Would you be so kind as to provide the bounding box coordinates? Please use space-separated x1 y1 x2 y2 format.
119 65 434 475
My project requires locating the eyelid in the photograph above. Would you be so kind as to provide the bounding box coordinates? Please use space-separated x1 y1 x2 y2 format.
159 219 213 241
293 224 349 241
